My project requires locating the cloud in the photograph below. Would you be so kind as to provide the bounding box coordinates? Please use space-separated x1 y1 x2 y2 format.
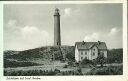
7 20 17 27
5 20 21 34
64 8 72 16
20 26 49 47
108 27 120 36
21 26 44 36
84 33 100 42
83 29 122 49
5 24 51 50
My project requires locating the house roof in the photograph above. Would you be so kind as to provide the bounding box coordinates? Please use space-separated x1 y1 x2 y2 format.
75 41 107 50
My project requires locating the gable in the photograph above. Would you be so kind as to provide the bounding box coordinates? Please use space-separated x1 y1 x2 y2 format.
91 45 98 50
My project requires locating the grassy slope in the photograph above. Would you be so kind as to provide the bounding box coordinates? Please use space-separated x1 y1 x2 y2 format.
4 46 75 68
4 46 74 60
4 46 123 68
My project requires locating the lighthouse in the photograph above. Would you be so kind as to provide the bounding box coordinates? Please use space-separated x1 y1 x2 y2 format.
54 8 61 46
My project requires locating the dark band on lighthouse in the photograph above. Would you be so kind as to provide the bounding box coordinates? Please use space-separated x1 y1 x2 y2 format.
54 8 61 46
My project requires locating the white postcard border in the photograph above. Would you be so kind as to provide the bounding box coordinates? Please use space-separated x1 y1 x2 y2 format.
0 0 127 81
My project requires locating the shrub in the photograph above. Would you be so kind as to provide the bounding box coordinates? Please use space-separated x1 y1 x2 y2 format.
95 53 107 67
4 59 40 68
54 69 60 74
86 65 123 75
63 64 68 68
79 58 93 68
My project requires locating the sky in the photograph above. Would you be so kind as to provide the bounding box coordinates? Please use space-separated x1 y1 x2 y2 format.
4 4 123 51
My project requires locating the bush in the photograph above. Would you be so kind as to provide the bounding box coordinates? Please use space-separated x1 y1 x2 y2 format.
79 58 93 68
54 69 60 74
95 53 107 67
4 59 40 68
107 49 123 63
81 58 93 65
63 64 68 68
86 65 123 75
4 69 56 76
4 69 84 76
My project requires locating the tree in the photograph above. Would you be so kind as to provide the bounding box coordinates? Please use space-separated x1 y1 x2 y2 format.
107 49 123 63
96 53 106 67
66 52 75 62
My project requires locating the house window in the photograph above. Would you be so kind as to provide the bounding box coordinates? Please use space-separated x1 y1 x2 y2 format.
99 51 104 56
85 52 87 55
93 49 95 51
81 51 83 55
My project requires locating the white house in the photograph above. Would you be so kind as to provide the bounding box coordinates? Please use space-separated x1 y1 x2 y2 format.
75 41 107 62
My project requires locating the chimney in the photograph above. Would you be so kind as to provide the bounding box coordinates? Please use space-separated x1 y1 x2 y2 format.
82 41 85 45
98 41 101 45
